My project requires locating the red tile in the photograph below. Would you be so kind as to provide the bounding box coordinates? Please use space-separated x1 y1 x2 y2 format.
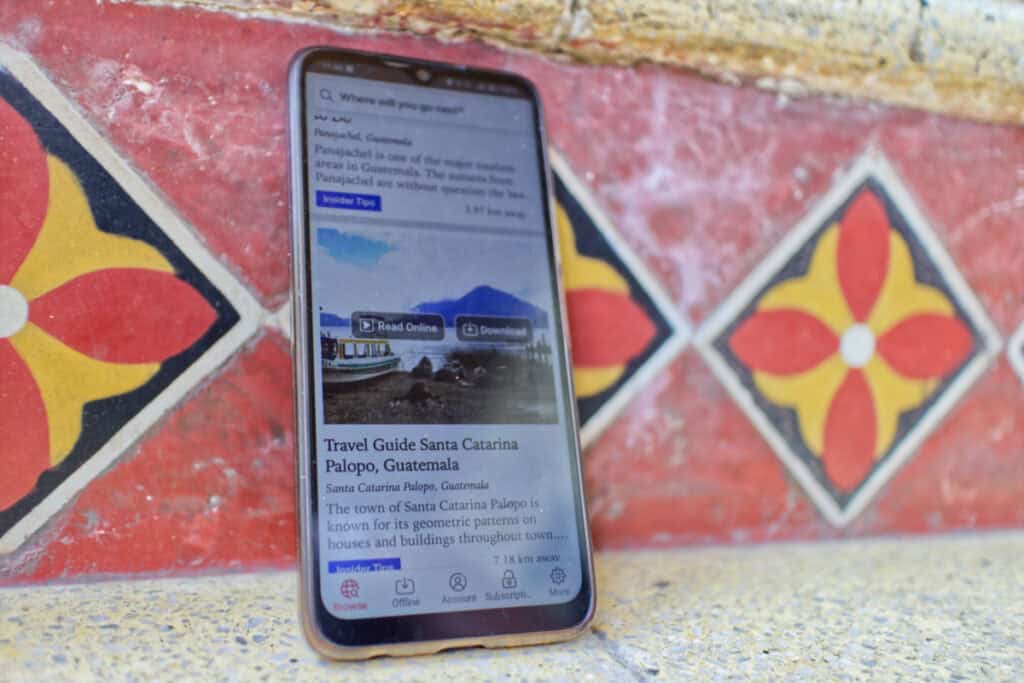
1 332 296 582
585 354 824 548
869 360 1024 533
880 118 1024 333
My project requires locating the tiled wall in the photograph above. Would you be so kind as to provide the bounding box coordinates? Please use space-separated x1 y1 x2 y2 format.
1 0 1022 583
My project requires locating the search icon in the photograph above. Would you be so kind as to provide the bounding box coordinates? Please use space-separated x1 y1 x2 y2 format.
319 88 333 101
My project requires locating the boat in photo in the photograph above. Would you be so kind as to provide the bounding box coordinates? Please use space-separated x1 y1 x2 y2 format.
321 335 400 384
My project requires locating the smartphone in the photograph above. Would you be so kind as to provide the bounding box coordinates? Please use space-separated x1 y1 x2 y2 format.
288 47 596 659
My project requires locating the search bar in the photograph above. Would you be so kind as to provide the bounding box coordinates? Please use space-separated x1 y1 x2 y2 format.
308 103 526 135
306 74 529 133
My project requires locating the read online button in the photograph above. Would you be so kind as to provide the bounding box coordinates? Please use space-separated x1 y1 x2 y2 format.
352 311 445 341
456 315 533 343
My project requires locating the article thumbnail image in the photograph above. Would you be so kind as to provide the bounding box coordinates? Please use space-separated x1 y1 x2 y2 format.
315 227 558 425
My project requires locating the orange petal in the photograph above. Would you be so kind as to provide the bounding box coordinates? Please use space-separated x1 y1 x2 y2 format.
730 310 838 375
0 98 48 284
877 313 973 379
837 190 890 322
0 340 50 510
566 289 655 368
822 370 877 492
30 269 216 364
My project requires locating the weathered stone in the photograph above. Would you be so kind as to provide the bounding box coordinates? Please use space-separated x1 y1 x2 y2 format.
143 0 1024 124
572 0 1024 125
155 0 571 47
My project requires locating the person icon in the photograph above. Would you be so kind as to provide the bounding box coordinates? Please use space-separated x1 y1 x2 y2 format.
449 572 468 592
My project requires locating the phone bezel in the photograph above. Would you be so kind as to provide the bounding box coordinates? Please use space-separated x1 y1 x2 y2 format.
288 46 595 658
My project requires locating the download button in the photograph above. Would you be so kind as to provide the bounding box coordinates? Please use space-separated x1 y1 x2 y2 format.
455 315 532 343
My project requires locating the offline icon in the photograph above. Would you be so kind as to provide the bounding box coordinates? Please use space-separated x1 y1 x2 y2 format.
395 577 415 595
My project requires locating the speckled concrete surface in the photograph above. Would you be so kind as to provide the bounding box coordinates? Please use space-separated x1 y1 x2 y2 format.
2 533 1022 680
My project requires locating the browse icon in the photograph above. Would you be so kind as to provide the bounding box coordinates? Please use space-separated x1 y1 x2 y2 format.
340 579 359 598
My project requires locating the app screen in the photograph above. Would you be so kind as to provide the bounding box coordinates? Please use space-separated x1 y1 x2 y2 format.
305 69 583 618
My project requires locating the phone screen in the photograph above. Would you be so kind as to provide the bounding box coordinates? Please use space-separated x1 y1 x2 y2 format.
299 55 589 625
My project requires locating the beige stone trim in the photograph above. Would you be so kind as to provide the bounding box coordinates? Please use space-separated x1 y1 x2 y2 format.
132 0 1024 125
571 0 1024 125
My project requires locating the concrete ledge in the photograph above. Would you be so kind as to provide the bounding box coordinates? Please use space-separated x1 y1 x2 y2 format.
2 533 1022 679
131 0 1024 125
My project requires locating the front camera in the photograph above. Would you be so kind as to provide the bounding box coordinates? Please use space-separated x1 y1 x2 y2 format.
415 68 432 83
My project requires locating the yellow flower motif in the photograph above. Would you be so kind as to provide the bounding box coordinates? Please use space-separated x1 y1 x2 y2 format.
1 98 216 510
729 191 972 492
556 203 657 398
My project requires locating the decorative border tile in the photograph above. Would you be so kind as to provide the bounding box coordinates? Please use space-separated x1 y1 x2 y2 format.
550 151 691 447
0 46 262 553
695 149 1001 527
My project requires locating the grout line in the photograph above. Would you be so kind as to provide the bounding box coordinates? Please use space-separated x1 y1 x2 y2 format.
262 300 292 340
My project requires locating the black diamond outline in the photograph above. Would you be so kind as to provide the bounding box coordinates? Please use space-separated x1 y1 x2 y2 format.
553 171 675 428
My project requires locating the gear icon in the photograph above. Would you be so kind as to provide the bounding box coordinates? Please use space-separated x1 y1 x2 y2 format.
550 567 566 585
